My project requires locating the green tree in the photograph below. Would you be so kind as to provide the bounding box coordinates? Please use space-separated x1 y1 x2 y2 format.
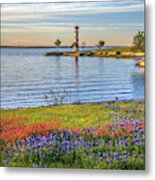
97 40 105 49
70 42 76 48
132 31 144 51
54 39 61 48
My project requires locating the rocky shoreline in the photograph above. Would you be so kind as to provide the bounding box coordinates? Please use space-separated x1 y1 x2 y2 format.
45 46 145 67
45 46 144 59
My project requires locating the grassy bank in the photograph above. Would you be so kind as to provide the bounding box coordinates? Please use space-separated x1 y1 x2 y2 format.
0 99 145 169
1 99 144 129
81 46 145 59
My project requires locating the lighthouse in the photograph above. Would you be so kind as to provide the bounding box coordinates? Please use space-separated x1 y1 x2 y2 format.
74 25 79 52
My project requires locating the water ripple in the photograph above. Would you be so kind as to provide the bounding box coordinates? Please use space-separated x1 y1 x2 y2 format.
1 47 144 109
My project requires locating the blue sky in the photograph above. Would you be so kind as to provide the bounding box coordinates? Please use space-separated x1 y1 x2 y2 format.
1 0 144 46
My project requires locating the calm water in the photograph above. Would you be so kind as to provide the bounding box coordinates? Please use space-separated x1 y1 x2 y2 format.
1 47 144 109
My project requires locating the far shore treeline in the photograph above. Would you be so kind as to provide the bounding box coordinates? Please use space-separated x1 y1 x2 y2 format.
52 31 144 52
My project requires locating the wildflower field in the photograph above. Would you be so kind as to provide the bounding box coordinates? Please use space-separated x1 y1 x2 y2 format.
0 100 145 169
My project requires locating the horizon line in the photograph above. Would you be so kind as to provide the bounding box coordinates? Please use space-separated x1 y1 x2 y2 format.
0 45 126 48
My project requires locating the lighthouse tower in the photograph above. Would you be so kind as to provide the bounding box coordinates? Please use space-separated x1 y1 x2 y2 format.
74 25 79 52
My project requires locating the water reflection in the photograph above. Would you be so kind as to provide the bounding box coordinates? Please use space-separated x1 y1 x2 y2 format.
73 56 79 101
74 56 79 81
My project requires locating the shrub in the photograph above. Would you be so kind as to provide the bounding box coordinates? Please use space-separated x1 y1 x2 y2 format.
116 51 121 55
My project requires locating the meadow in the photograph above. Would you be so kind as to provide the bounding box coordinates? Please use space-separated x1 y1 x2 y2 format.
0 99 145 169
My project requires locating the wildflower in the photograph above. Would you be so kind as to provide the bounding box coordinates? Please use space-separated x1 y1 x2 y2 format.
122 160 126 165
124 140 128 146
37 145 41 149
141 154 145 158
109 140 113 146
98 152 102 157
95 142 99 146
63 130 70 136
39 154 43 159
92 154 96 159
122 151 127 156
113 152 118 158
135 127 140 133
140 129 144 134
86 150 91 156
129 130 133 134
82 141 87 146
134 133 137 138
13 147 17 152
4 159 9 165
62 150 66 156
21 140 25 144
106 159 112 163
120 123 125 127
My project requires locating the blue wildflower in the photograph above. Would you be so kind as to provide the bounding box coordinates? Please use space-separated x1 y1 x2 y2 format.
95 142 99 146
109 140 113 146
63 130 70 136
140 129 144 134
13 147 17 152
98 152 102 157
120 123 125 127
141 154 145 158
82 141 87 146
4 159 9 164
122 151 127 156
113 152 118 158
124 140 128 146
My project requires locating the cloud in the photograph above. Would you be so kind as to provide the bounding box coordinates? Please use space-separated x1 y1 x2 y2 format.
1 1 144 18
1 1 144 46
1 0 144 31
1 22 144 34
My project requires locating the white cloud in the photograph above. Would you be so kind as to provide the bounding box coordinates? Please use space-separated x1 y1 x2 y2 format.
1 0 144 46
1 1 144 18
1 21 144 33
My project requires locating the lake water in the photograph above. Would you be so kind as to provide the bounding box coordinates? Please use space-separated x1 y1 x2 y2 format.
1 47 144 109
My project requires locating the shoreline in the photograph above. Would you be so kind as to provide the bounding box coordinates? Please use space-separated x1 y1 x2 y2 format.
1 98 144 111
1 98 144 137
45 46 145 59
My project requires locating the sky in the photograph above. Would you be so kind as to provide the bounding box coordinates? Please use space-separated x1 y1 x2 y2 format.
1 0 145 46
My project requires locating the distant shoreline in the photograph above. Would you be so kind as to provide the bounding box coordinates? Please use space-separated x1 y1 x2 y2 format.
0 45 121 49
0 46 75 49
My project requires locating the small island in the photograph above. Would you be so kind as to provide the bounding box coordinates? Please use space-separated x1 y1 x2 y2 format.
45 46 144 59
45 30 145 67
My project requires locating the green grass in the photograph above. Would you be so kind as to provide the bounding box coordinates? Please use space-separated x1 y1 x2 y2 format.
1 99 144 128
80 46 144 58
96 46 133 52
96 46 144 52
82 46 144 53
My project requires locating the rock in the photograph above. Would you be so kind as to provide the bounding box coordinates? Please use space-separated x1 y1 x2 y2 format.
136 57 145 67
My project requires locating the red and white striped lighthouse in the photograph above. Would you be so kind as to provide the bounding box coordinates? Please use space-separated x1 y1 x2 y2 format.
74 25 79 52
